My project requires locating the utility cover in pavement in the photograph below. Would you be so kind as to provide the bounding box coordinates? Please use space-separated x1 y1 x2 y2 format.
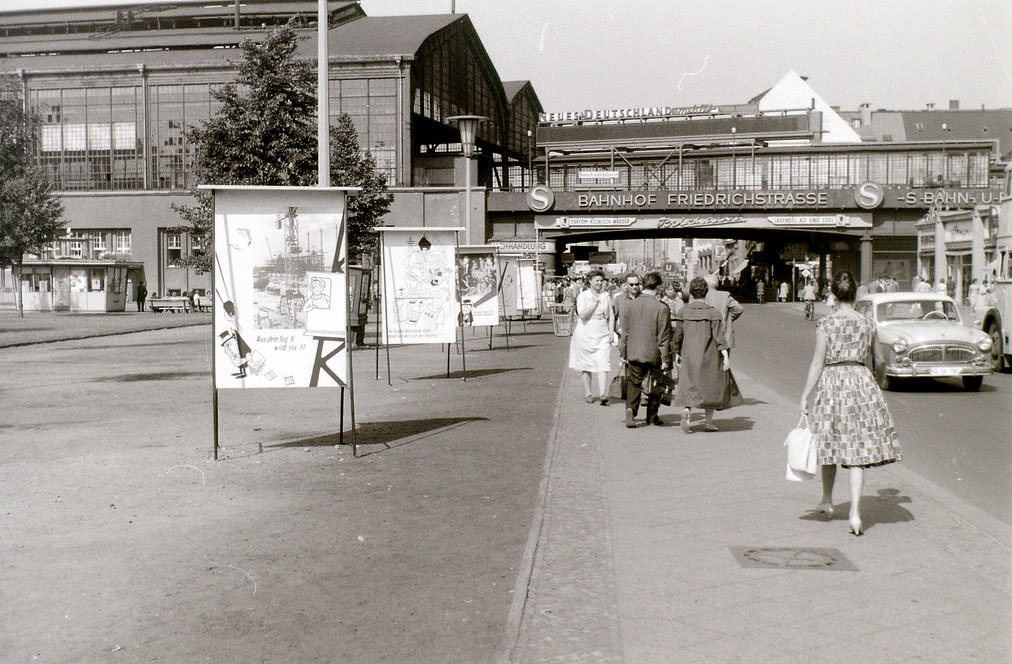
729 547 857 571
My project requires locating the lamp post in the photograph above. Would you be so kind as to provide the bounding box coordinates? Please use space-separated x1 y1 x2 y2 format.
447 115 487 241
447 115 486 380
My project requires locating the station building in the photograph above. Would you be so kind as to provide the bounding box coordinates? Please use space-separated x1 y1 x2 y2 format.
0 0 541 309
489 71 1010 300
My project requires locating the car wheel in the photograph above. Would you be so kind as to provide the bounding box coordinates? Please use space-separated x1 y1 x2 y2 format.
962 375 983 391
987 321 1005 372
874 358 892 391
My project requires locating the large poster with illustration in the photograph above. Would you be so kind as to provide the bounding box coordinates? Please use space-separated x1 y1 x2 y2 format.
210 186 352 389
456 246 500 327
380 228 459 344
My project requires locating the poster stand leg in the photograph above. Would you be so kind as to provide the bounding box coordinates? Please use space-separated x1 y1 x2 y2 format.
348 346 358 457
213 387 220 461
339 386 345 446
488 324 492 350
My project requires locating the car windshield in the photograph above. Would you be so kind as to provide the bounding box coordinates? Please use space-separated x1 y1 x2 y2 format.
876 300 960 322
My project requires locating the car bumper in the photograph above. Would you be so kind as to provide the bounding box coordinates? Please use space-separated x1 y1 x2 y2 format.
885 364 992 378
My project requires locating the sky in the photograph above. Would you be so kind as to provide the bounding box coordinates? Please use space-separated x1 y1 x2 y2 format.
4 0 1011 113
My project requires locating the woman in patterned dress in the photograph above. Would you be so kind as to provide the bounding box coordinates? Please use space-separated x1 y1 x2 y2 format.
568 270 614 405
799 271 901 536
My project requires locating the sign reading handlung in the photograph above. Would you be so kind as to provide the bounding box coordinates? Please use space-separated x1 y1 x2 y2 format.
208 186 354 389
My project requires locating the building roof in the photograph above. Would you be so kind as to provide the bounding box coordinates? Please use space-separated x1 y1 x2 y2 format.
321 14 461 58
502 80 543 113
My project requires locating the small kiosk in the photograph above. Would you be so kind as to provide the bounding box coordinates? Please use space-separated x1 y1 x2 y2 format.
11 238 144 312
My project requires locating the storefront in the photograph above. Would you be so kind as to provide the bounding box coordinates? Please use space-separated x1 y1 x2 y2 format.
918 204 998 302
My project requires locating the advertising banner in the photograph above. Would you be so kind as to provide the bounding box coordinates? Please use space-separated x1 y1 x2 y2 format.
209 186 352 389
380 228 460 344
516 261 540 313
456 245 500 327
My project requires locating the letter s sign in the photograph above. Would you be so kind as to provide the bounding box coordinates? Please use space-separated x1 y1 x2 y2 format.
854 181 884 209
526 185 555 212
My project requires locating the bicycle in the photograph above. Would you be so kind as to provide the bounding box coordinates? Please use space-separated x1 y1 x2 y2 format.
804 300 815 320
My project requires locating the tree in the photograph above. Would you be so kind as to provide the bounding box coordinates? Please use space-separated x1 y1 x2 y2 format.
0 77 66 316
173 23 392 273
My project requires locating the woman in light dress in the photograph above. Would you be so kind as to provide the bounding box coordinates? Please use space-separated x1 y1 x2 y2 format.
568 270 614 405
800 271 901 536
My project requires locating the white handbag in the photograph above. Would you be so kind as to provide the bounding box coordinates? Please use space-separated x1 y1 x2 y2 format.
784 414 818 481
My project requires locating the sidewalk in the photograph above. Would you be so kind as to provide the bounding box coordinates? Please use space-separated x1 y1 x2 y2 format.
0 310 209 348
505 359 1012 663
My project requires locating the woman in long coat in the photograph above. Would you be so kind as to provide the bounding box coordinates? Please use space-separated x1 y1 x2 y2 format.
672 277 730 433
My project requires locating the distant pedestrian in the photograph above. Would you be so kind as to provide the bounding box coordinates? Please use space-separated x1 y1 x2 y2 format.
799 271 901 536
568 270 614 405
673 277 730 433
934 278 946 295
619 271 671 428
136 282 147 312
703 273 744 352
915 276 932 293
755 279 765 303
659 283 683 321
778 281 789 302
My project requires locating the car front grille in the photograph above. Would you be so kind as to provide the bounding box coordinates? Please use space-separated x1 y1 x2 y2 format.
908 344 975 363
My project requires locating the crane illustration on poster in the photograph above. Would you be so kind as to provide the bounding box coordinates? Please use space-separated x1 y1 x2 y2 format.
380 228 460 344
211 188 350 388
455 245 500 327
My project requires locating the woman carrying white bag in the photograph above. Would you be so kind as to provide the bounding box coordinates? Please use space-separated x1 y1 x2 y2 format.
798 271 901 536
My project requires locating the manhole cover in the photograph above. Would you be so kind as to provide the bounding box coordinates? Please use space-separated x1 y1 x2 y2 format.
729 547 857 571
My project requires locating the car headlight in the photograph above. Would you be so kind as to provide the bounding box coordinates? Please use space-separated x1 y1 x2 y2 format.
891 339 908 353
978 337 993 351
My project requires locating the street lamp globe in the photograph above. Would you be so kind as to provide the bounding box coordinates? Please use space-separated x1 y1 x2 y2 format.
447 115 487 157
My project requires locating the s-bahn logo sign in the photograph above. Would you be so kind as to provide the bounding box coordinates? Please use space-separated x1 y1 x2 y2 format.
854 182 884 209
525 185 555 212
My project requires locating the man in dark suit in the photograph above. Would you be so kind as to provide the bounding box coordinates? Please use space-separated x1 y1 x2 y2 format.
619 271 672 428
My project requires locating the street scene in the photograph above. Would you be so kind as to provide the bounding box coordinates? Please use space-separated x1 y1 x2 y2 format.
1 0 1011 662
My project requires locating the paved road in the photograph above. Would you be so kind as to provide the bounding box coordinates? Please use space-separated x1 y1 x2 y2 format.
733 302 1012 525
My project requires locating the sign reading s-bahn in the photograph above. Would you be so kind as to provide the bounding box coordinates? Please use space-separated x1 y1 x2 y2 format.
507 186 1004 213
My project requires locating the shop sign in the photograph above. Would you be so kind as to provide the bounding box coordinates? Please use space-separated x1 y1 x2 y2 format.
578 170 619 180
537 212 871 231
768 215 848 227
489 239 555 254
540 105 719 124
780 243 809 260
944 220 974 244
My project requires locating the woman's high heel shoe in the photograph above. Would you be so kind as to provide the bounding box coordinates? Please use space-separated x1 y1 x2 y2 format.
848 515 863 536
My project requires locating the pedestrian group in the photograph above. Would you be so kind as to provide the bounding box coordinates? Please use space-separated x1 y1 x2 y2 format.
568 267 901 536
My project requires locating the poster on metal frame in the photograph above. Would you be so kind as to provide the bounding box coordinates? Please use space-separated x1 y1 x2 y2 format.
380 227 461 344
455 245 500 327
208 186 353 388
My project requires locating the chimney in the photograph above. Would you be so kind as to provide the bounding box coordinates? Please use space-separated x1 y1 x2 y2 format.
859 102 871 127
949 99 959 110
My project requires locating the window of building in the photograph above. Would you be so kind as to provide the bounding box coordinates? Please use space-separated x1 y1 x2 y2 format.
166 232 183 267
88 269 105 292
113 230 131 254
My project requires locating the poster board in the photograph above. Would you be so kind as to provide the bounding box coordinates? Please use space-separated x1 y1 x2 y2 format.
456 245 500 327
380 227 461 344
208 186 353 388
516 260 540 314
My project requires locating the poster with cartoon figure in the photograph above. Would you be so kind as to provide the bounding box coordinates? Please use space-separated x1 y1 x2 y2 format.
455 246 500 327
380 228 460 344
209 186 354 389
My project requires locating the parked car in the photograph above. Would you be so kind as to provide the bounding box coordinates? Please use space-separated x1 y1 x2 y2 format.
855 292 993 391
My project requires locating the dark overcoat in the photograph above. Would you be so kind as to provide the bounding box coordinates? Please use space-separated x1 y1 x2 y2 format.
619 293 671 365
672 300 728 408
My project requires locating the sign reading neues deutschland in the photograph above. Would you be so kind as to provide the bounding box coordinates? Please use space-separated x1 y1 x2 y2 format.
535 213 872 231
540 105 719 124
